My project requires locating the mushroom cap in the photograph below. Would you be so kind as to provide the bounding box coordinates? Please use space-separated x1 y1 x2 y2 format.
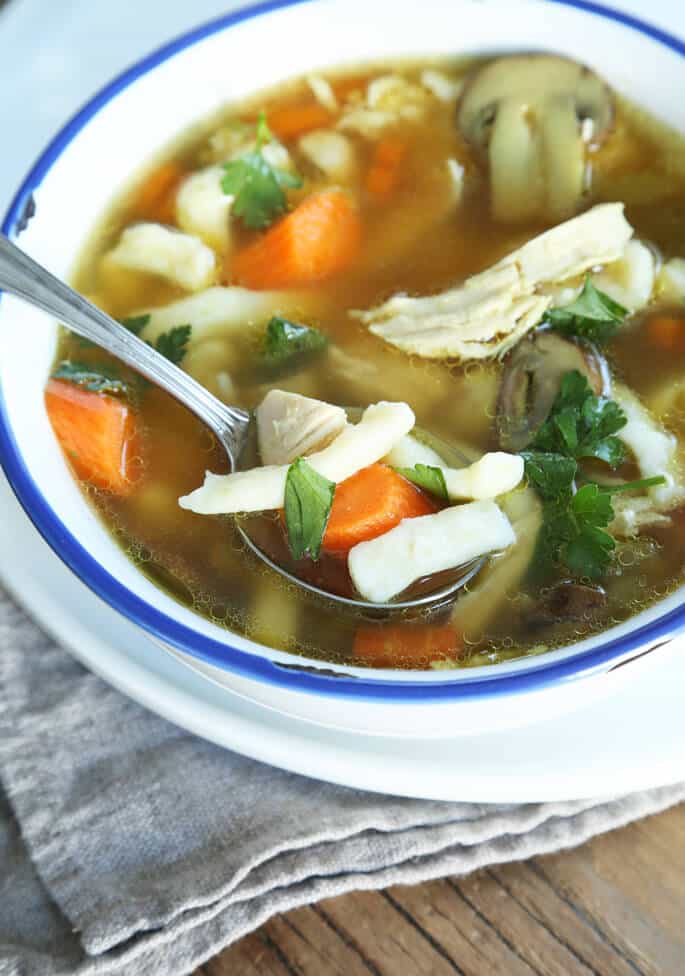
458 54 615 152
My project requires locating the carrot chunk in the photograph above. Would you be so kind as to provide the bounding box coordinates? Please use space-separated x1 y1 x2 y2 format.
134 161 185 225
648 315 685 351
354 624 462 668
322 463 437 553
45 379 140 495
232 189 361 289
365 138 407 199
268 103 333 140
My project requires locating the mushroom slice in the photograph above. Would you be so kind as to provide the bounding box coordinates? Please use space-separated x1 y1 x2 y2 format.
497 331 609 451
458 55 614 223
529 581 607 628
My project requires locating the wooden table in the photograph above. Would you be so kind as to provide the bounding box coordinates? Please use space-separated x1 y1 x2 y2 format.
196 802 684 976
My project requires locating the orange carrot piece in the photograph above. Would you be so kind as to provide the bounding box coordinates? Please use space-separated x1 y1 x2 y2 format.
232 189 362 289
268 103 332 141
322 463 437 553
648 315 685 351
45 379 140 495
134 161 185 225
354 624 462 669
365 138 407 198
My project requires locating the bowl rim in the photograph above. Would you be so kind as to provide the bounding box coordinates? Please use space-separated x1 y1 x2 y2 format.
2 0 685 703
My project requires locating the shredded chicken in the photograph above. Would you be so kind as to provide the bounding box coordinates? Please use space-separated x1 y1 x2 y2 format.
353 203 634 361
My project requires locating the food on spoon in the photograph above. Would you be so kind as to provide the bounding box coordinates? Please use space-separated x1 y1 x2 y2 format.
348 500 516 603
457 54 614 222
179 401 415 514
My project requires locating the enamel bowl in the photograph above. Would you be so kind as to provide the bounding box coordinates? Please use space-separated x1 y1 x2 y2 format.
2 0 684 737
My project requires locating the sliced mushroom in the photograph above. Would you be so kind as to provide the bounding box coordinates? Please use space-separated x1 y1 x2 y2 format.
497 331 609 451
529 581 607 628
458 55 614 223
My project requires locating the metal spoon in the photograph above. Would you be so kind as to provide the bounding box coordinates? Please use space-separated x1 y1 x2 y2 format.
0 234 481 612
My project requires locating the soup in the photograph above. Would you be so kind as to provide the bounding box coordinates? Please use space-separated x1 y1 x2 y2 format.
45 54 685 669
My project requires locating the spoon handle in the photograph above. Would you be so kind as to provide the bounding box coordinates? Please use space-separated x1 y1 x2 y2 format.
0 234 249 466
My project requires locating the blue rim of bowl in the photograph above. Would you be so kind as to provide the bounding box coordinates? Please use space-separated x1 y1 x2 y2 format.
1 0 684 702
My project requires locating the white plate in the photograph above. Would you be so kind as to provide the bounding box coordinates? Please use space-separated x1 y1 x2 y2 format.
3 468 684 802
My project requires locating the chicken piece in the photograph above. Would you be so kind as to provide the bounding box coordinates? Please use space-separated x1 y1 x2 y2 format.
175 164 234 252
614 382 684 509
609 495 672 538
256 390 347 466
179 401 414 515
354 203 633 361
497 202 633 286
348 500 516 603
105 223 216 292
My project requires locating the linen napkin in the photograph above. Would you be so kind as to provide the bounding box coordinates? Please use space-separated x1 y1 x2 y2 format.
1 589 684 976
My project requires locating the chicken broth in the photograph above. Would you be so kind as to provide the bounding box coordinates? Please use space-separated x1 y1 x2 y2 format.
48 55 685 669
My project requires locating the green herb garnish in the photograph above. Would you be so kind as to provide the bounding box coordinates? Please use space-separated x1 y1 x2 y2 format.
396 463 448 501
545 277 627 345
523 442 666 579
221 111 303 229
284 457 336 561
262 316 328 371
51 360 129 396
530 370 627 468
151 324 192 365
120 313 151 336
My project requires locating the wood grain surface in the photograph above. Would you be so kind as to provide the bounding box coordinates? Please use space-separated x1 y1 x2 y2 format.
196 802 684 976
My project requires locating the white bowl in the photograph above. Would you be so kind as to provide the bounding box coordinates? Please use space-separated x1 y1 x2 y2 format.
2 0 684 736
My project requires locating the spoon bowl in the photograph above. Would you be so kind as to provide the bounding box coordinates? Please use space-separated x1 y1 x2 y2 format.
0 233 482 612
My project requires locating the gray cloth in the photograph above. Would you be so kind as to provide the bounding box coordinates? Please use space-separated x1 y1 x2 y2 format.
1 589 683 976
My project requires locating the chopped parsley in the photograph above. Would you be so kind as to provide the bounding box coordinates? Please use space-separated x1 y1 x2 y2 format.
284 457 335 561
221 112 303 229
396 463 448 501
545 277 627 346
530 370 627 468
150 324 192 365
51 360 129 396
120 313 151 336
262 316 328 372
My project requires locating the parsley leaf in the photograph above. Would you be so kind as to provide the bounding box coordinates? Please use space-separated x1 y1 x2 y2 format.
262 316 328 370
284 458 336 561
521 451 577 502
151 324 192 365
52 360 129 396
221 112 303 229
396 463 448 500
531 370 627 468
120 313 151 336
545 276 627 345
